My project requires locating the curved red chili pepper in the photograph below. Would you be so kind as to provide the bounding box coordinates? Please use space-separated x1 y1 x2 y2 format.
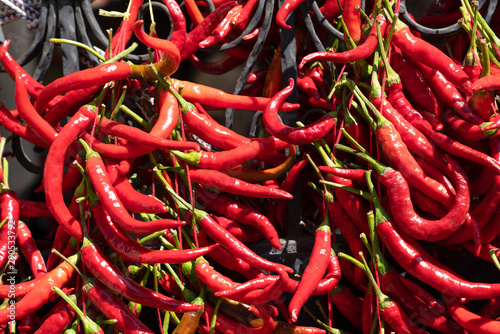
443 110 499 141
0 254 78 324
263 79 336 145
85 152 185 234
0 104 48 148
34 62 133 114
392 19 473 96
172 79 299 112
133 19 181 73
445 296 500 334
83 279 154 334
174 136 288 170
91 202 217 264
81 237 203 313
17 221 47 278
192 210 293 273
472 73 500 92
35 297 76 334
44 107 96 241
276 0 307 29
299 16 387 68
98 115 197 151
104 161 168 214
161 0 187 52
15 74 57 145
188 168 292 199
189 53 245 75
0 40 44 99
195 186 281 249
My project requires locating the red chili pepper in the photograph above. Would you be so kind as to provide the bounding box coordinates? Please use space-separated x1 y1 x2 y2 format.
172 79 300 112
104 161 168 214
180 1 237 61
173 136 288 170
472 73 500 92
299 16 387 67
191 210 293 273
133 19 181 72
195 186 281 249
15 73 57 145
263 79 336 145
0 104 48 148
390 51 446 124
34 62 133 114
445 296 500 334
98 115 199 151
34 297 76 334
83 147 186 235
272 321 326 334
161 0 187 52
0 253 78 324
369 79 455 209
17 199 52 218
276 0 308 29
187 168 293 199
91 202 217 264
198 4 245 48
0 40 44 99
80 235 202 313
318 0 343 21
392 19 473 96
17 221 47 278
343 0 362 41
443 110 499 141
83 279 154 334
44 107 96 241
288 217 332 322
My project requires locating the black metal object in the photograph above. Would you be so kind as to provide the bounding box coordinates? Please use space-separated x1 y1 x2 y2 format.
399 0 498 36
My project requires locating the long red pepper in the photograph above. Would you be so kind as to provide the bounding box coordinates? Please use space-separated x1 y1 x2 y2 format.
288 217 332 322
0 253 78 324
98 116 200 151
83 144 186 234
133 19 181 71
34 62 133 114
180 1 237 60
15 74 57 145
300 16 387 67
173 136 288 170
90 202 217 264
445 296 500 334
392 19 473 96
104 161 168 214
161 0 187 52
34 297 76 334
80 235 202 312
191 210 293 273
0 104 48 148
172 79 300 112
17 221 47 278
44 107 96 241
187 168 293 199
263 79 336 145
83 279 154 334
195 186 281 249
0 40 44 99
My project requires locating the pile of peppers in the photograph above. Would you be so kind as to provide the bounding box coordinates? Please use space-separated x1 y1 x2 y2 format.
2 0 500 332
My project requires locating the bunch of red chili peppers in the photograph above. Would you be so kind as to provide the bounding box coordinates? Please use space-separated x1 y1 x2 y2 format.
2 0 500 332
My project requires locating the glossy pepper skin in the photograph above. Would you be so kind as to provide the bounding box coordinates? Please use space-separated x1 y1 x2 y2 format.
263 79 336 145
